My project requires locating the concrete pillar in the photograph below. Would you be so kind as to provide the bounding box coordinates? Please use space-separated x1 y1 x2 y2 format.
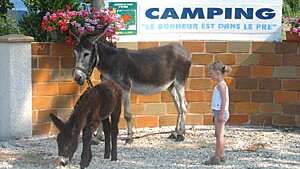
0 34 33 140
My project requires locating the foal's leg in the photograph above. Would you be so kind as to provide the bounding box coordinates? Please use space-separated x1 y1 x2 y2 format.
111 97 122 161
80 126 93 169
123 91 133 143
102 118 111 159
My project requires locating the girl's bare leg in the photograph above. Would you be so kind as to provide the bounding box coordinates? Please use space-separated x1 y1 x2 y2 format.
214 121 225 158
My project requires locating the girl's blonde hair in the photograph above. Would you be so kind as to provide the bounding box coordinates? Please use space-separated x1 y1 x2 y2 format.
208 61 232 74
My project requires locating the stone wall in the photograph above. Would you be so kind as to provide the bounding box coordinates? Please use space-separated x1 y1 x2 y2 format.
31 41 300 135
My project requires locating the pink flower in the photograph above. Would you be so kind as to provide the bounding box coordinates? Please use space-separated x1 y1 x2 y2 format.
96 24 102 29
71 21 77 26
78 27 85 34
75 23 81 28
75 11 81 16
41 8 124 43
50 14 57 22
57 12 65 18
292 27 299 33
86 25 95 32
67 11 76 17
46 26 53 32
43 15 48 21
93 11 100 18
58 20 67 27
41 20 47 29
60 25 68 32
91 19 98 25
81 10 89 17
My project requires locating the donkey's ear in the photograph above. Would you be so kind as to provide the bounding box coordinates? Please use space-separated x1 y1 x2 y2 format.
70 27 80 42
89 24 110 44
49 113 65 131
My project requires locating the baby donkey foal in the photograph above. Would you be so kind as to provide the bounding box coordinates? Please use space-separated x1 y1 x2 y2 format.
50 80 122 169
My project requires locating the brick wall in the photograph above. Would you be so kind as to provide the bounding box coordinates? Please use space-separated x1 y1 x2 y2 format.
31 41 300 135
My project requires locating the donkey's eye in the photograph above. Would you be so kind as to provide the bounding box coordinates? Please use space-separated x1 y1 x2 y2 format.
83 53 89 58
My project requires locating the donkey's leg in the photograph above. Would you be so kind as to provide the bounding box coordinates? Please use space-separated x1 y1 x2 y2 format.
167 85 182 140
123 91 133 143
102 118 111 159
174 83 187 141
91 122 104 145
111 97 122 161
80 126 93 169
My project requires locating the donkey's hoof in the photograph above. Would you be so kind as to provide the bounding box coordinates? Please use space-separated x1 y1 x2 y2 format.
111 157 117 161
125 138 133 144
167 133 177 140
175 135 185 142
80 155 92 169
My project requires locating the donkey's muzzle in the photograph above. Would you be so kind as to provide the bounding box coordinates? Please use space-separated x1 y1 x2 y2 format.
73 69 86 86
58 156 69 166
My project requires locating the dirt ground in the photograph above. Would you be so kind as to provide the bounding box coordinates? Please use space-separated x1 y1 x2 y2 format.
0 125 299 169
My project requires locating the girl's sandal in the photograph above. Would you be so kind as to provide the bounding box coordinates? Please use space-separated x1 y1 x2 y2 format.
204 156 222 165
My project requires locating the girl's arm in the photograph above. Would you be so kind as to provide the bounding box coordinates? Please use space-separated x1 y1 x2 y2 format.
217 83 227 122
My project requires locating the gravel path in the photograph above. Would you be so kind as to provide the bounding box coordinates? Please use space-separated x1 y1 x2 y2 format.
0 125 299 169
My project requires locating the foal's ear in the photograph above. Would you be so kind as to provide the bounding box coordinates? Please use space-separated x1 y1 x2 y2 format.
49 113 65 131
89 24 110 44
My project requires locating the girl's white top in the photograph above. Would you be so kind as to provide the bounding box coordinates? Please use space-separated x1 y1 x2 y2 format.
211 80 229 111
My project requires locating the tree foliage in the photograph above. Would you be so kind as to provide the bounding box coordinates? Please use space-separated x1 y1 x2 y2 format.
283 0 300 18
0 0 14 16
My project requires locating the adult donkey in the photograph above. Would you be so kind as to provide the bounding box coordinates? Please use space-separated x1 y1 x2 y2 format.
72 25 191 142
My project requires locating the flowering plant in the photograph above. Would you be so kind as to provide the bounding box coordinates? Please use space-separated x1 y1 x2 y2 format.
290 18 300 36
41 7 124 44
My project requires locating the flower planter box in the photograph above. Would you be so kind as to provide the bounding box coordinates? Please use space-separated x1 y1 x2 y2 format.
286 31 300 42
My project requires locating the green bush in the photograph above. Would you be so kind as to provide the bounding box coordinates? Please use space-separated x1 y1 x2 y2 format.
0 14 20 36
19 0 81 42
0 0 14 16
18 13 48 41
283 0 300 18
0 1 19 36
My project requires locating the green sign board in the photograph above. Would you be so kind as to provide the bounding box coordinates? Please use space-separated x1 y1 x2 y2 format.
109 2 137 35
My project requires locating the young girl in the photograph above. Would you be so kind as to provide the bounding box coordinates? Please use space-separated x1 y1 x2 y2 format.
205 61 231 165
